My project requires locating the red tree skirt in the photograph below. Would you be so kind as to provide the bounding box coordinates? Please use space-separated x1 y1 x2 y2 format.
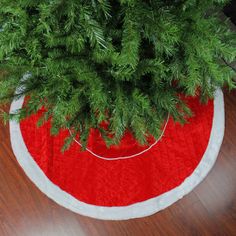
10 90 224 220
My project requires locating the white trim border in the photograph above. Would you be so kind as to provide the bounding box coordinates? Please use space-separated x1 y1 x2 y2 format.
9 89 224 220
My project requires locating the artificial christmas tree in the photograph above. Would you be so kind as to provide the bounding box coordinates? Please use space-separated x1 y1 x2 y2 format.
1 0 236 219
1 0 235 148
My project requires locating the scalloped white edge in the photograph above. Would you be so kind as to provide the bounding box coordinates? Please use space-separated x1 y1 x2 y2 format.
9 89 224 220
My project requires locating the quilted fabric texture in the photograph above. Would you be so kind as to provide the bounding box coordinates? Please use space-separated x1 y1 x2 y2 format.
20 96 214 207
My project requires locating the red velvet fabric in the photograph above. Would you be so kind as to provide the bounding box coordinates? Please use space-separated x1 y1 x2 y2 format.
20 97 214 206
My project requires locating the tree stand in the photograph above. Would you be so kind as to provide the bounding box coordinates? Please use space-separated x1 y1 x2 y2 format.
9 90 224 220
